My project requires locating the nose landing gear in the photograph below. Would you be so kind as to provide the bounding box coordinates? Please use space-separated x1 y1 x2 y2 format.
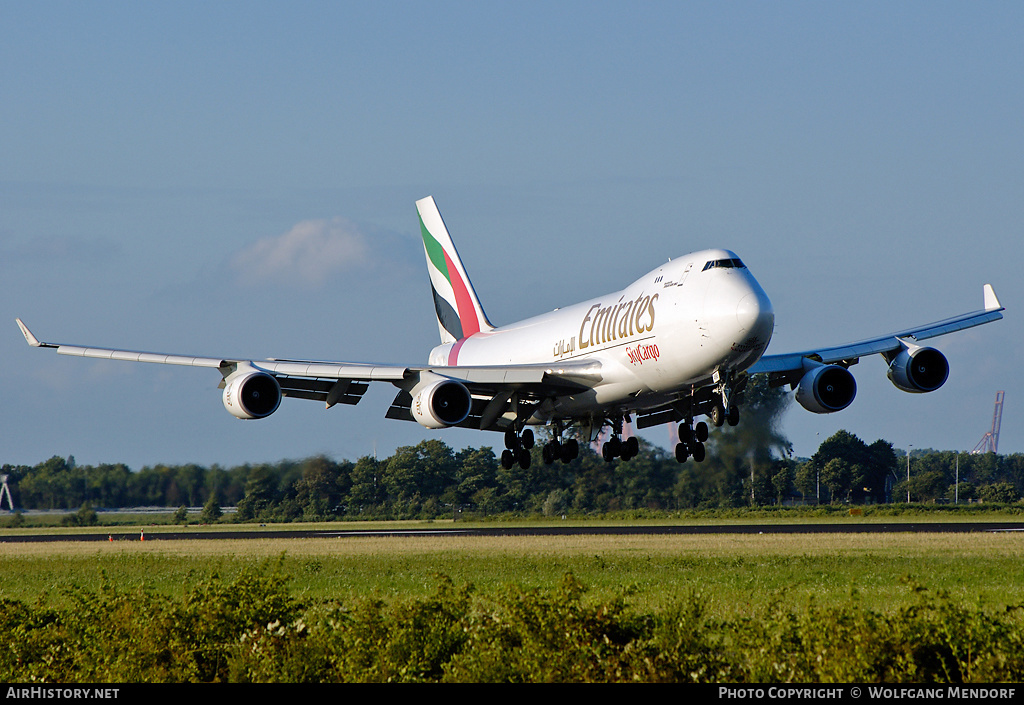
710 371 742 428
709 400 740 428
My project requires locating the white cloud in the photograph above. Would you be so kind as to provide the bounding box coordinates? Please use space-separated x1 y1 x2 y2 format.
230 218 371 287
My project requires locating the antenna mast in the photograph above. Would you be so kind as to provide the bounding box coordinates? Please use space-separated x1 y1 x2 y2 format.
972 391 1005 454
0 475 12 511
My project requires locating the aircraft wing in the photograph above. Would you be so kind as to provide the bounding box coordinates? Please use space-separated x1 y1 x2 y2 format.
15 318 601 428
748 284 1004 383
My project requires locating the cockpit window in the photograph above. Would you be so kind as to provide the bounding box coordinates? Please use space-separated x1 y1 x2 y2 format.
701 258 746 272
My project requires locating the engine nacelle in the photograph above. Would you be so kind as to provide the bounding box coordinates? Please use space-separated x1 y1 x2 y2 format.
410 376 472 429
794 364 857 414
222 367 282 419
887 346 948 393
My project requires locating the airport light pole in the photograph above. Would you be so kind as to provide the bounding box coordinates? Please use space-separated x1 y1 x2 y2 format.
815 432 820 504
906 444 912 503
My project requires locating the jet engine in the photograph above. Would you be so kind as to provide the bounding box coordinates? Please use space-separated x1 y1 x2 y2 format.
410 375 472 429
794 363 857 414
887 345 949 393
222 367 282 419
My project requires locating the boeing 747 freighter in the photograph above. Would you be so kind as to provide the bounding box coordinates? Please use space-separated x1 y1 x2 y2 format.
17 197 1004 469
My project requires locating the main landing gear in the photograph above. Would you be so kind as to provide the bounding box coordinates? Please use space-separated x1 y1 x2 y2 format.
600 417 640 463
674 384 740 463
541 436 580 465
602 434 639 462
675 420 708 463
501 426 582 469
501 428 534 470
538 420 580 466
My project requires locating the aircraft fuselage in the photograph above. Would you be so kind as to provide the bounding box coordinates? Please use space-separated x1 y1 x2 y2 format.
428 248 775 419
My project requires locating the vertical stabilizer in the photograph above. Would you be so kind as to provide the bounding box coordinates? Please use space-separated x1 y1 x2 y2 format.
416 196 494 344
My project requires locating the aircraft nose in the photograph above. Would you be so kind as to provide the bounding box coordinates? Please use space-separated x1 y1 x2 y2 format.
736 290 774 336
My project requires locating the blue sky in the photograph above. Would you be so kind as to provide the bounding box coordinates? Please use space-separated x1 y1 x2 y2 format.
2 1 1021 470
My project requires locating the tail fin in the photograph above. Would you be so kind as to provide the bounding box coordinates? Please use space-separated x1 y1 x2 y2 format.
416 196 494 344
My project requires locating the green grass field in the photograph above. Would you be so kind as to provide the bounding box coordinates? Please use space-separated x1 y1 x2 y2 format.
3 519 1024 682
2 521 1022 617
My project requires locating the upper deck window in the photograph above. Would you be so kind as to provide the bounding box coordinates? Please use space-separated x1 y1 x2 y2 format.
701 258 746 272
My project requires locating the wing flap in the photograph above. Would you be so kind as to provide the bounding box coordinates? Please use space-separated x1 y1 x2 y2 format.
258 360 408 381
277 377 370 406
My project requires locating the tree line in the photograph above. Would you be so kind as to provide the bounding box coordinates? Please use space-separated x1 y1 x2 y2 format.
2 434 1021 521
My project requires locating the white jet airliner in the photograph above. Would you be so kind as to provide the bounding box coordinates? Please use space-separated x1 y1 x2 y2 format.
16 196 1004 470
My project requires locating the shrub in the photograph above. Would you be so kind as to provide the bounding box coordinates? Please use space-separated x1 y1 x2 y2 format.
2 568 1023 683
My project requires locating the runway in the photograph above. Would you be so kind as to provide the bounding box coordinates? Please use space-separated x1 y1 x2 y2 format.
3 521 1023 542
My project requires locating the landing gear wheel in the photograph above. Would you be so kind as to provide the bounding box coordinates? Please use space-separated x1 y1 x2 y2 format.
602 443 614 462
675 442 689 463
602 435 623 462
620 436 639 461
691 441 706 463
521 428 535 449
600 441 613 462
695 421 709 442
518 448 531 470
542 440 561 465
501 449 515 470
560 438 579 463
710 403 725 428
504 429 518 450
727 405 740 427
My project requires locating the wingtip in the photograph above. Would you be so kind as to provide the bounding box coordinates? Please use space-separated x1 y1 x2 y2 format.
15 318 42 347
984 284 1002 312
